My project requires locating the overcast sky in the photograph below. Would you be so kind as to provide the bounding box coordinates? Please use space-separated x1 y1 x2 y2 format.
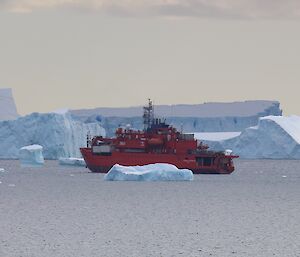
1 0 300 115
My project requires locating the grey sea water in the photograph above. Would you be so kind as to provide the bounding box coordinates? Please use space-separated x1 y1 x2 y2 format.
0 160 299 257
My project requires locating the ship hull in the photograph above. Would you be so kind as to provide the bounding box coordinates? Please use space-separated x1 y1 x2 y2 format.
80 148 234 175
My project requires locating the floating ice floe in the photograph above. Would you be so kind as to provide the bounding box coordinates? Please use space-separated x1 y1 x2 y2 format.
0 168 5 172
104 163 194 181
19 145 45 167
59 157 86 167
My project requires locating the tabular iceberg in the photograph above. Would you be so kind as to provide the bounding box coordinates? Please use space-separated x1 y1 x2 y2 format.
19 145 45 167
71 100 282 136
0 112 105 159
104 163 194 181
59 157 86 167
201 116 300 159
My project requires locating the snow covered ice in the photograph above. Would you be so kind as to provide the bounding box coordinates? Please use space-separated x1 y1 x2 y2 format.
19 145 45 167
104 163 194 181
59 157 86 167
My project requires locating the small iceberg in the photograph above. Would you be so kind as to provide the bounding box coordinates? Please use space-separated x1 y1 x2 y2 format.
59 157 86 167
104 163 194 181
0 168 5 172
19 144 45 167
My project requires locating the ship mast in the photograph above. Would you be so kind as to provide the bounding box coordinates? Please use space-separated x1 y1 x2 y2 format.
143 99 154 131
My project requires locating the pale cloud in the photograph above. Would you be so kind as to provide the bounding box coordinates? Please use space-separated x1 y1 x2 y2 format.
1 0 300 18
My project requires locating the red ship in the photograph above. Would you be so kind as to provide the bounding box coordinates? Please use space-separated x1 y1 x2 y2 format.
80 100 238 174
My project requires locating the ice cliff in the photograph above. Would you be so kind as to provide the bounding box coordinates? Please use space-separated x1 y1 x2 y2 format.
0 88 19 121
71 100 282 136
199 116 300 159
0 112 105 159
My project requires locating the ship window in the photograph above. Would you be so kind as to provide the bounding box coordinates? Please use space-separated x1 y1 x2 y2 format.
203 157 212 166
196 157 214 166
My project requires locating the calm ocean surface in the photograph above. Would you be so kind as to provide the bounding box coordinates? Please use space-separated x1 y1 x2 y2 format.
0 159 299 257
